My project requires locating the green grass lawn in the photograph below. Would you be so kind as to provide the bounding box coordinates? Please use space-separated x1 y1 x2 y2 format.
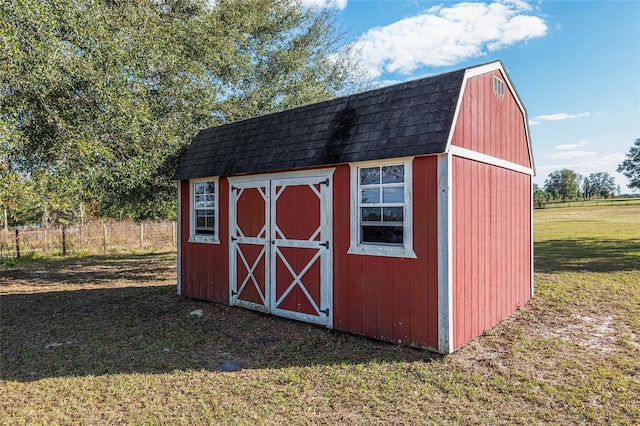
1 206 639 425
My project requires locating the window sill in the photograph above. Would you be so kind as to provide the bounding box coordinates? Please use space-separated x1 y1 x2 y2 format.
347 244 417 259
188 235 220 244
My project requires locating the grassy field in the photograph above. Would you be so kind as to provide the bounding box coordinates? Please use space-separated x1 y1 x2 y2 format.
1 206 639 425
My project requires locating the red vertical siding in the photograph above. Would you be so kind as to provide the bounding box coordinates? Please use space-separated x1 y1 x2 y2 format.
451 157 532 350
452 70 531 168
179 179 229 304
331 156 440 350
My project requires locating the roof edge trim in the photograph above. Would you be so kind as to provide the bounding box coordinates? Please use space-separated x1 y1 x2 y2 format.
444 61 535 174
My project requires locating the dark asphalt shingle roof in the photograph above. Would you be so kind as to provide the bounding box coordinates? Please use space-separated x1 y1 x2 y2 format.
173 68 466 180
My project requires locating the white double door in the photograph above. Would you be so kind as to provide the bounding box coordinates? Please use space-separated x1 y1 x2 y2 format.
229 169 333 327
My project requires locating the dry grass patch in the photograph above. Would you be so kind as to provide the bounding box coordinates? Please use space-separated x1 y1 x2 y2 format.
1 206 639 424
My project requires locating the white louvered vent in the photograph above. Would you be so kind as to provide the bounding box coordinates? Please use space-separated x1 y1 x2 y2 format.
493 76 505 96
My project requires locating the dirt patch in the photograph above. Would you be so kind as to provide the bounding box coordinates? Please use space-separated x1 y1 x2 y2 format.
539 314 617 353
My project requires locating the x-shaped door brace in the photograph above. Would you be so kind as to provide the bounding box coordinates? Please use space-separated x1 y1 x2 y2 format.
233 185 269 306
235 244 267 306
273 246 323 315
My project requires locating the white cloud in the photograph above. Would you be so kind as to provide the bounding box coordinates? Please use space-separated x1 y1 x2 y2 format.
531 112 591 122
298 0 347 10
553 140 588 150
570 153 626 170
353 0 547 78
547 150 596 160
535 153 627 179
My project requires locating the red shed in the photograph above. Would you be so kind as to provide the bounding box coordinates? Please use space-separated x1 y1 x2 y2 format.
173 61 534 354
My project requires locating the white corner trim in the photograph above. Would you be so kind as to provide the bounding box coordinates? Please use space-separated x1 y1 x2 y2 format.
530 176 535 298
347 157 417 259
448 145 534 176
437 154 453 354
176 181 182 296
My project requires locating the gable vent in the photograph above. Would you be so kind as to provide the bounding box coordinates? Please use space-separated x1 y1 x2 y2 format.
493 76 505 96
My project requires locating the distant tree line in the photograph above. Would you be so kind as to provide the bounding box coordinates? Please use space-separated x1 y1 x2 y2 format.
1 0 368 228
533 138 640 207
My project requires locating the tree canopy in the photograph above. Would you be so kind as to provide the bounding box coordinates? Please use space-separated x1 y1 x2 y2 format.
582 172 616 199
1 0 367 224
617 138 640 191
543 169 581 202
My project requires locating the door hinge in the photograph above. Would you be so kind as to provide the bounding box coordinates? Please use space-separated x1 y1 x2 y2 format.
320 178 329 187
231 185 238 191
231 290 238 296
319 241 329 249
319 308 330 316
231 236 238 242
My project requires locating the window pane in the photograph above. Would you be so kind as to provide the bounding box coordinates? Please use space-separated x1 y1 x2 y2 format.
383 207 403 222
205 182 216 194
196 217 205 227
382 165 404 183
383 186 404 203
361 226 403 244
205 194 215 207
361 187 380 204
360 167 380 185
196 209 206 216
195 182 205 195
206 216 215 228
361 207 381 221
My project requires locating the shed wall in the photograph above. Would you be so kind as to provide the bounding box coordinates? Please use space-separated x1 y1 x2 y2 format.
451 156 532 350
452 70 531 168
179 179 229 304
179 157 442 350
332 156 440 349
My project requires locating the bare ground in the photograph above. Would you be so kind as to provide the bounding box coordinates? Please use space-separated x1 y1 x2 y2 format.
1 251 638 424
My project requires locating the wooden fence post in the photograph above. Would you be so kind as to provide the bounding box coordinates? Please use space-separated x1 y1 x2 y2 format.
172 221 176 247
62 224 67 256
102 223 107 254
15 228 20 259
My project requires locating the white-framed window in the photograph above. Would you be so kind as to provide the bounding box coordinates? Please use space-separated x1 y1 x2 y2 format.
189 177 219 244
348 158 416 258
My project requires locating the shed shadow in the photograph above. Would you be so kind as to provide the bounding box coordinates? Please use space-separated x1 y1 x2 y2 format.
1 286 439 382
534 238 640 273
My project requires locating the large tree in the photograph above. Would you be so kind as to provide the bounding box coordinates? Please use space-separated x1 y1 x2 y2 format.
544 169 581 202
1 0 366 222
617 138 640 191
583 172 617 199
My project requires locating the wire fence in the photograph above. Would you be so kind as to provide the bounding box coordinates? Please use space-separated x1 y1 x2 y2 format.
0 220 177 260
534 197 640 209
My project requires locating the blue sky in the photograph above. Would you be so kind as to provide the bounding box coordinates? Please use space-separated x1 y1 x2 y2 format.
303 0 640 193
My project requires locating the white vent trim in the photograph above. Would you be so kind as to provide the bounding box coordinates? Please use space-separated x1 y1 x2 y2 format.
493 76 505 96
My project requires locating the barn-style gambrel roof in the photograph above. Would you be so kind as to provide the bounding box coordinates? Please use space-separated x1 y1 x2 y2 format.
174 66 472 180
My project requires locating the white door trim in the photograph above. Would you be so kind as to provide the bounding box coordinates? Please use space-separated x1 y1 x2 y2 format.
228 168 334 328
228 179 270 313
